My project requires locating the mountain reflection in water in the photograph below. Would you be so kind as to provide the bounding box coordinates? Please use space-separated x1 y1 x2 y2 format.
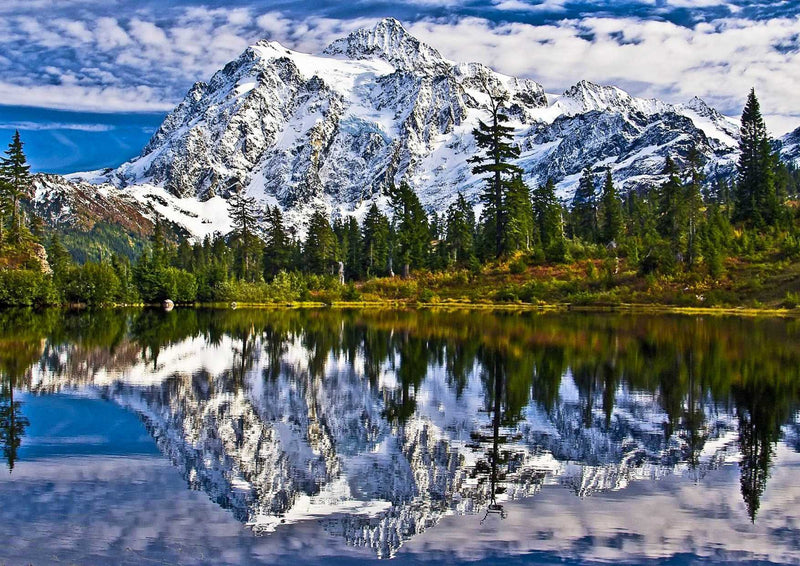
2 308 800 560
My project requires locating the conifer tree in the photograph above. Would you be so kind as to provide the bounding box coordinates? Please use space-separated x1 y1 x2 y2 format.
445 193 476 267
599 169 622 245
263 206 292 279
361 203 391 277
468 83 522 258
532 178 564 259
428 212 450 271
228 194 263 281
505 175 536 253
734 89 779 227
47 233 73 291
701 203 728 278
150 218 168 269
572 167 598 243
388 182 430 275
684 147 705 268
339 216 362 279
0 131 33 244
657 156 686 263
304 210 338 275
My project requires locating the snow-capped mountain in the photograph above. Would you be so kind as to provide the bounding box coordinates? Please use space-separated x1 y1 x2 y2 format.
780 125 800 165
31 18 798 238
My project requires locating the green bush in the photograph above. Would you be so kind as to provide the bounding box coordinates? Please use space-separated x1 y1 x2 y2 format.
546 239 569 264
0 270 56 307
418 288 437 303
163 267 198 303
342 282 362 301
63 262 121 306
493 286 519 302
509 257 527 275
783 291 800 309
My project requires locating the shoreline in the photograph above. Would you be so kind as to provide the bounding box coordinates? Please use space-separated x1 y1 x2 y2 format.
30 300 799 318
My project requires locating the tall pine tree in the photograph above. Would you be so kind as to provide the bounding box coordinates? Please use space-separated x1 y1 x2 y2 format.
445 193 476 267
599 169 622 245
734 89 779 227
0 131 33 244
227 195 263 281
263 206 292 279
361 203 391 277
388 182 430 276
657 156 686 263
572 167 598 243
304 210 338 275
468 83 522 258
684 147 705 268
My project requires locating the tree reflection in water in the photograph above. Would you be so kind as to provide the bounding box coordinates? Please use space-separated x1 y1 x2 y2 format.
2 307 799 553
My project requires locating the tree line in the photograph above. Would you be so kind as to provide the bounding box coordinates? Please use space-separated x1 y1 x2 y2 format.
0 88 799 306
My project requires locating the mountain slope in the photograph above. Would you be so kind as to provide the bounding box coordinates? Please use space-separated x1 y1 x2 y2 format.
33 18 796 238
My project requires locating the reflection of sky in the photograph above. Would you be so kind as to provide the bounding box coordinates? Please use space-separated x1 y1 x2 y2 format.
17 394 159 458
1 0 799 173
2 394 800 565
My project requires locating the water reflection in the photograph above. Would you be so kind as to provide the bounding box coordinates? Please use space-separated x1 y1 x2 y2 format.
2 308 800 558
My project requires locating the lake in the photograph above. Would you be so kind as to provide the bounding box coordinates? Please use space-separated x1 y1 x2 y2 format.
1 308 799 565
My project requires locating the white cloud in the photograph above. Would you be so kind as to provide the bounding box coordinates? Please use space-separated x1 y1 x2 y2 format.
0 121 115 132
0 6 797 135
492 0 569 12
95 17 133 50
0 81 174 113
129 19 170 48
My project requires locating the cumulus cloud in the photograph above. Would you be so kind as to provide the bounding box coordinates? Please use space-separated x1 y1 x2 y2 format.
0 2 797 134
0 121 115 132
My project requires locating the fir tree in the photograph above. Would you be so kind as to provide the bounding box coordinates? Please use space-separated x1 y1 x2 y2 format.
625 189 660 274
150 218 168 270
657 156 686 264
361 203 391 277
505 175 536 253
700 203 728 278
47 233 72 277
734 89 779 227
388 182 430 276
0 131 33 244
336 216 362 279
445 193 476 268
599 169 622 245
532 178 564 260
468 83 522 258
572 167 598 243
263 207 292 279
228 195 263 281
304 211 338 275
684 147 705 268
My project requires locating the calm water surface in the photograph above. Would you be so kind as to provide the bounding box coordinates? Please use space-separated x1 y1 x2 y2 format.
1 308 799 565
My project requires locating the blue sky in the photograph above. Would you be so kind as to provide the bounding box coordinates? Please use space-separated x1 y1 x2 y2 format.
1 0 799 173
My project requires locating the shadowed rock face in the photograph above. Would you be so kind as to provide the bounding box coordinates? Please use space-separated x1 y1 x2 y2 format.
31 18 799 238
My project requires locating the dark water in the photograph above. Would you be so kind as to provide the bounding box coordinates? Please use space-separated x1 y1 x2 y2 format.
1 308 800 565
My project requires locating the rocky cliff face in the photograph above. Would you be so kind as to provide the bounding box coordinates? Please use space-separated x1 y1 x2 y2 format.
32 18 798 238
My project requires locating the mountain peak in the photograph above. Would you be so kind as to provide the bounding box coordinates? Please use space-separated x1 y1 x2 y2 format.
323 18 447 73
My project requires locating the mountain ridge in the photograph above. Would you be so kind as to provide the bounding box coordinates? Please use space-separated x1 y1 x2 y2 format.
31 17 799 239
